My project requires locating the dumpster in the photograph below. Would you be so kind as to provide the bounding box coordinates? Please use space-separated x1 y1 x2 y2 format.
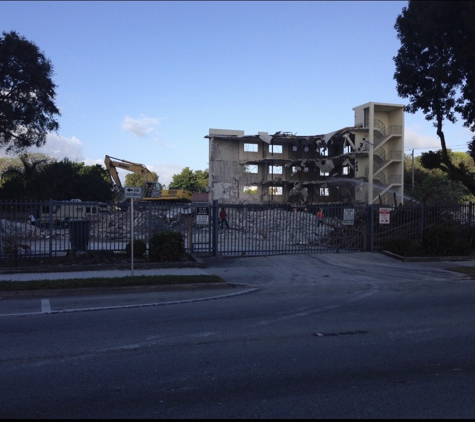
68 219 91 252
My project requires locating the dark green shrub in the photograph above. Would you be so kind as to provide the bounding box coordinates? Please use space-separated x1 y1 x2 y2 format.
385 238 414 256
423 226 470 256
149 231 185 262
125 239 147 257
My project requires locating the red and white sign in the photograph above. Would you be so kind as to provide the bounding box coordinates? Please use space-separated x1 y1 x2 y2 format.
379 208 391 224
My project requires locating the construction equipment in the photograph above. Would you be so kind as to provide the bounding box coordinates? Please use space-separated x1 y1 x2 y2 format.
37 200 110 228
104 155 193 205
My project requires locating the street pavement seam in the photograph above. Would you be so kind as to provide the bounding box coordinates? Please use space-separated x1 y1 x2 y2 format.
256 285 378 326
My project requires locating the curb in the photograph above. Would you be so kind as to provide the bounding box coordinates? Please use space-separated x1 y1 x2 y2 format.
0 254 206 275
0 281 246 300
381 250 475 263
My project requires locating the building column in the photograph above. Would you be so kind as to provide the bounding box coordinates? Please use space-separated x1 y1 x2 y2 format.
368 104 374 204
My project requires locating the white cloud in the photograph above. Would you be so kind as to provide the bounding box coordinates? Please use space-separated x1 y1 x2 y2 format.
123 115 160 137
404 126 441 151
146 163 184 188
0 133 85 162
84 158 104 167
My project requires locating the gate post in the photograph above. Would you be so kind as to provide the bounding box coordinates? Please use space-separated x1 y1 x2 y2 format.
212 200 218 257
469 202 473 228
419 203 424 240
0 200 2 260
49 199 53 258
369 204 374 252
148 202 152 256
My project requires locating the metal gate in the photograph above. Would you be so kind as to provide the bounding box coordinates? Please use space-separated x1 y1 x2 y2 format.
1 200 473 262
210 202 367 256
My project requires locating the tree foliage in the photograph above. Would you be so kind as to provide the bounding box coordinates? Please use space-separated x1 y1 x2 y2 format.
0 154 49 199
0 31 60 154
195 169 209 192
170 167 208 192
125 171 158 187
0 154 113 201
394 1 475 195
404 151 475 204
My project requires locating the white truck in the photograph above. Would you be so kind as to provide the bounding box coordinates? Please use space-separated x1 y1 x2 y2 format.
37 200 110 228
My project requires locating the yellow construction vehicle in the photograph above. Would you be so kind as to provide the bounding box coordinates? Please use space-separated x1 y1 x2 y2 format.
104 155 193 204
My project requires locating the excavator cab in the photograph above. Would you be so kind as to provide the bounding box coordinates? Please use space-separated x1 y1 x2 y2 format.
144 182 162 199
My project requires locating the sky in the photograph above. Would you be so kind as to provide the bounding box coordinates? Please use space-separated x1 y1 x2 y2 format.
1 1 472 188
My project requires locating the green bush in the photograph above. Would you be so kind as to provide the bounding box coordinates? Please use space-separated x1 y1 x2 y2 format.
149 231 185 262
385 238 414 256
423 226 470 256
125 239 147 257
470 228 475 250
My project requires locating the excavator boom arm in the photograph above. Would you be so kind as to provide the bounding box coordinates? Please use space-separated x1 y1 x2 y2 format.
104 155 124 190
104 154 192 204
104 155 157 185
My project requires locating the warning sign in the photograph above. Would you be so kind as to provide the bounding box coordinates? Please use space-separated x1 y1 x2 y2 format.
343 208 355 225
196 206 210 225
379 208 391 224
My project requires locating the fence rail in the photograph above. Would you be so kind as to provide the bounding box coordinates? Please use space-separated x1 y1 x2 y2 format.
0 199 473 264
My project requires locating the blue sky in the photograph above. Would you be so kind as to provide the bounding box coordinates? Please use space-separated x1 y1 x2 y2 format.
1 1 472 187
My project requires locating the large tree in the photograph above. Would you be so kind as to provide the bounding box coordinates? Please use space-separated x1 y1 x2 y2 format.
194 169 209 192
77 162 114 201
125 171 158 187
393 1 475 194
0 155 114 201
404 151 475 204
0 153 49 199
0 152 50 175
36 159 114 202
170 167 208 192
0 31 60 154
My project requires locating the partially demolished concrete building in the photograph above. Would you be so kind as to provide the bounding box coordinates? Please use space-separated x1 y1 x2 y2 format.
206 102 405 206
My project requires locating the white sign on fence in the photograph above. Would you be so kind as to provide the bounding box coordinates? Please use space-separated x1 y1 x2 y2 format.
196 206 210 225
379 208 391 224
343 208 355 225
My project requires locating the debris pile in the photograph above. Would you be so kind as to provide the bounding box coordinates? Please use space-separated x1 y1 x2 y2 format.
1 206 358 254
189 208 336 246
232 208 329 243
0 208 192 246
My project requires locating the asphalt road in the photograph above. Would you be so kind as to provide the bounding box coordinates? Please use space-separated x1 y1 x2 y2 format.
1 253 475 418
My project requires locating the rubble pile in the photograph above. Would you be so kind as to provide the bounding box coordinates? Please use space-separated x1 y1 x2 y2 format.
191 208 335 246
1 219 42 239
233 208 328 243
1 207 342 253
0 209 186 245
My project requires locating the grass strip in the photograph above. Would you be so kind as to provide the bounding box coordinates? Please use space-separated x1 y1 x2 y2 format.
0 275 225 292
